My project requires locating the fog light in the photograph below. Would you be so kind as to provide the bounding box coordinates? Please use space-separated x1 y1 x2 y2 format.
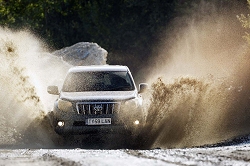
57 121 64 127
134 120 140 125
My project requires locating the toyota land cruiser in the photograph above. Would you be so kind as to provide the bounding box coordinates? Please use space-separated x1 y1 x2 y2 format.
47 65 148 147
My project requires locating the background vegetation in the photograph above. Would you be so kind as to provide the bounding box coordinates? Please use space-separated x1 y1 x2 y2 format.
0 0 247 74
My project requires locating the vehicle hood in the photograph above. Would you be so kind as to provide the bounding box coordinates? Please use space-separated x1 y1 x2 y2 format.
60 91 137 101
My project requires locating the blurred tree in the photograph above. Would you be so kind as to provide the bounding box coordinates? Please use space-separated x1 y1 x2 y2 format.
0 0 247 75
0 0 176 49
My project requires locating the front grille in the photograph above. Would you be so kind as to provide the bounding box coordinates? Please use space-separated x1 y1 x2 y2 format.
76 102 120 115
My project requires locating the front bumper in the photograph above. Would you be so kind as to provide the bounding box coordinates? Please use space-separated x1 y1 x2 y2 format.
55 125 129 135
49 111 143 135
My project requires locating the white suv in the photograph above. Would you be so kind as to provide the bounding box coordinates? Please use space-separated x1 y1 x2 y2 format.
47 65 148 147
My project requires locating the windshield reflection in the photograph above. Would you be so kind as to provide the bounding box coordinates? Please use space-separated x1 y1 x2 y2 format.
62 71 135 92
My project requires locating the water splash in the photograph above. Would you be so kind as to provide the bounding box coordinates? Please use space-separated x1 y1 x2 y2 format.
0 28 107 148
140 1 250 148
0 1 249 149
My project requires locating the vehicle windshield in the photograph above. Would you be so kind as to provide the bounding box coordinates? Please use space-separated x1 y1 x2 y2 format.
62 71 135 92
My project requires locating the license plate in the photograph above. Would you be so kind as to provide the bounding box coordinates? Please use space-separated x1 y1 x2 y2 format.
86 118 111 125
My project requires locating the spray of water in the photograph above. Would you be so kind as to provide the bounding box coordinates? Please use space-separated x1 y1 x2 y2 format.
0 28 108 148
140 1 250 148
0 1 249 149
0 28 72 147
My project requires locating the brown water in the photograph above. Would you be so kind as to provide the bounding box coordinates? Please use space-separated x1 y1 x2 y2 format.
141 1 250 148
142 76 250 148
0 28 69 148
0 1 250 149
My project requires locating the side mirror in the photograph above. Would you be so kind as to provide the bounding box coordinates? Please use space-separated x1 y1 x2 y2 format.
47 86 59 95
139 83 148 93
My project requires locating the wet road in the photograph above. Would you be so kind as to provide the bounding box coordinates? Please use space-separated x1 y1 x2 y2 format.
1 143 250 166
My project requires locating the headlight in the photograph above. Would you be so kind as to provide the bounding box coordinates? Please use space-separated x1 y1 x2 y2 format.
120 98 144 126
57 99 73 111
134 120 140 125
124 98 138 108
57 121 65 127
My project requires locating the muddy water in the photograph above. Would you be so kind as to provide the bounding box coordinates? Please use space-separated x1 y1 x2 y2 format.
141 1 250 148
0 28 71 148
0 1 250 149
0 28 108 148
141 76 250 148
